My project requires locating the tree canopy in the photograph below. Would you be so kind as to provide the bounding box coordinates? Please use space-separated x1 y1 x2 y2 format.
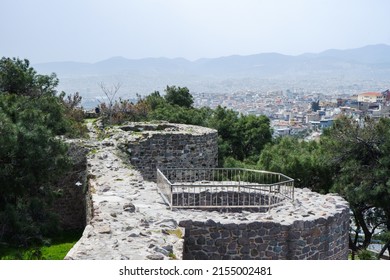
0 57 59 97
0 57 84 246
206 106 272 164
164 85 194 108
321 116 390 257
258 137 333 193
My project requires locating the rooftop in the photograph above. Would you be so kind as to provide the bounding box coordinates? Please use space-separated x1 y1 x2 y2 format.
358 92 382 97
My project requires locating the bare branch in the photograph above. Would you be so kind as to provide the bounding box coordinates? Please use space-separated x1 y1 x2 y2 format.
99 82 122 104
98 82 122 125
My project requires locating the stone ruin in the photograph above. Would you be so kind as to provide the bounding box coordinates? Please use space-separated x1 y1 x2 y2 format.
55 122 349 260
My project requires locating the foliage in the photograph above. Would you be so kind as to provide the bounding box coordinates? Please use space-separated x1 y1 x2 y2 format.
0 57 87 137
99 97 150 125
0 57 58 97
321 116 390 254
258 137 333 192
207 106 272 165
148 103 212 126
0 57 86 246
375 231 390 259
59 92 88 137
0 230 81 260
255 116 390 256
356 249 374 260
144 91 166 110
206 106 239 165
97 87 273 166
164 85 194 108
236 114 272 163
0 94 70 245
0 95 70 200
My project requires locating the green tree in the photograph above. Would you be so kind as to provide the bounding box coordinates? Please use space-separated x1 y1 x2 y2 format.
164 85 194 108
148 103 212 126
0 57 58 97
0 94 70 244
207 106 240 165
144 91 166 110
207 106 272 165
0 57 77 246
258 137 332 192
236 114 272 163
322 116 390 256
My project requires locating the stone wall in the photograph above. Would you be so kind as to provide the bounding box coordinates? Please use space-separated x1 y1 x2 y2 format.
178 190 350 260
62 123 350 260
118 123 218 180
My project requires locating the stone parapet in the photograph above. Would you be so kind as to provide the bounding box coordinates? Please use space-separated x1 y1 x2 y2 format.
179 203 349 260
117 122 218 180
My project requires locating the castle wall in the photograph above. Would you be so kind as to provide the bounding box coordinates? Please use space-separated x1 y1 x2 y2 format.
118 123 218 180
179 206 349 260
60 123 350 260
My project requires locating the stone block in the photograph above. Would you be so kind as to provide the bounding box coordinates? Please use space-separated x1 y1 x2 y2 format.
221 230 230 238
197 236 206 245
251 249 259 257
255 237 264 243
247 230 258 238
240 245 250 255
218 246 227 255
228 242 237 251
247 222 261 230
238 237 249 245
204 246 218 253
269 227 281 235
273 246 283 253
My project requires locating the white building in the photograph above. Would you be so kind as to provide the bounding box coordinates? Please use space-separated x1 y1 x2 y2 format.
357 92 383 103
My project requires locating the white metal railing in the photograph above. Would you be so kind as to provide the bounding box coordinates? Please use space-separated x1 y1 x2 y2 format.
156 168 294 210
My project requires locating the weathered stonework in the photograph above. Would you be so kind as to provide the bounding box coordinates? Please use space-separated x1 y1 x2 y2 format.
179 195 350 260
62 122 350 260
117 122 218 180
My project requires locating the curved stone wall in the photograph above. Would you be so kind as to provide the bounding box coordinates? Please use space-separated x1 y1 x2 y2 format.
178 188 350 260
117 122 218 180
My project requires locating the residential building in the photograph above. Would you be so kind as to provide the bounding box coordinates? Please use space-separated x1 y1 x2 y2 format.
357 92 383 103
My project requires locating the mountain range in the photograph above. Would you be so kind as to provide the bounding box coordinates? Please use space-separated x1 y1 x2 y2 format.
35 44 390 78
33 44 390 105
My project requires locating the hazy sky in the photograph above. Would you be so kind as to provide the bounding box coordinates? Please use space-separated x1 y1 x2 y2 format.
1 0 390 63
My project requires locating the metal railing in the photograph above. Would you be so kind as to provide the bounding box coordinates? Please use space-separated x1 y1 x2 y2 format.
156 168 294 210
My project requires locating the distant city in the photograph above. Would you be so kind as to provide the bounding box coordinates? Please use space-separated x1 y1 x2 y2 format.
193 88 390 140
